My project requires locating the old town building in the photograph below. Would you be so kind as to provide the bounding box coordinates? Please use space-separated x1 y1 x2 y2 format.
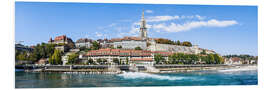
48 35 75 52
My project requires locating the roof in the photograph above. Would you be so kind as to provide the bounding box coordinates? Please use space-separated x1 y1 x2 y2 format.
231 57 241 62
54 35 66 41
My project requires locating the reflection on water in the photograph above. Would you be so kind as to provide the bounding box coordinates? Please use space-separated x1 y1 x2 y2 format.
15 69 257 88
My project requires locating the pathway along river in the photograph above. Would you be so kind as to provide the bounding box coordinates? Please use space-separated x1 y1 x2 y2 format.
15 65 257 88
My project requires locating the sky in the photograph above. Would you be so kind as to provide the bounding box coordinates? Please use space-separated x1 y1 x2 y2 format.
15 2 258 56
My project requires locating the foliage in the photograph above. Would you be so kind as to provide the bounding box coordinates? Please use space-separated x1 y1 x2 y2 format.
154 54 165 64
200 50 207 55
146 42 151 47
113 58 120 65
57 43 65 46
96 58 107 65
117 45 122 49
109 46 115 49
67 53 79 64
90 41 101 50
67 42 75 49
154 38 192 47
135 46 142 50
155 38 175 45
15 43 56 62
87 58 95 65
181 41 192 47
167 53 223 64
49 49 62 65
16 51 28 60
79 46 91 52
125 57 129 65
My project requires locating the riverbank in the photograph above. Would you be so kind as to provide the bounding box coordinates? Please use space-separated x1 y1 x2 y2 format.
16 64 257 74
157 64 257 73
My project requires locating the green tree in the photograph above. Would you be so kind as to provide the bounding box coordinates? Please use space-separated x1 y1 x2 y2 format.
135 46 142 50
154 54 165 64
96 58 103 65
117 45 122 49
49 49 62 65
182 41 192 47
91 41 101 50
102 59 108 65
200 50 207 55
79 46 87 51
17 52 27 60
113 58 120 65
87 58 95 65
176 40 181 45
68 53 79 64
206 54 215 64
213 54 224 64
125 57 129 65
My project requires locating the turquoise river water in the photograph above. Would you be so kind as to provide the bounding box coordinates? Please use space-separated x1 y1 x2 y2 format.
15 67 257 88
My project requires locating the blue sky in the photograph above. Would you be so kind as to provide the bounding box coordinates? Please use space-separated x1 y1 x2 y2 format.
15 2 258 56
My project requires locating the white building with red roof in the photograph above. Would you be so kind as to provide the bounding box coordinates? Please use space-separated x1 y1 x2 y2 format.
86 48 173 66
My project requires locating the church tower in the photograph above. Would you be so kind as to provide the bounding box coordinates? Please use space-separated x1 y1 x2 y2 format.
139 10 147 39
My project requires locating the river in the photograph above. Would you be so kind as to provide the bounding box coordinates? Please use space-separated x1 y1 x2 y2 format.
15 66 257 88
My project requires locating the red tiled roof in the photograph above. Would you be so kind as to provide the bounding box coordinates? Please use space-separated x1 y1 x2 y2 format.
231 57 241 62
54 35 66 41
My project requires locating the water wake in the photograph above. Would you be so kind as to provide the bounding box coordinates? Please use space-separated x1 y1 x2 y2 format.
117 72 186 80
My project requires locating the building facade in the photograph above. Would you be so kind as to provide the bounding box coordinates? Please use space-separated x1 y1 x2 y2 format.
109 36 147 50
224 57 242 65
48 35 75 52
75 38 93 48
86 48 173 66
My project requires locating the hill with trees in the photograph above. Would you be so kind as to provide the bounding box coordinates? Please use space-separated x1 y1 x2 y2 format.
154 38 192 47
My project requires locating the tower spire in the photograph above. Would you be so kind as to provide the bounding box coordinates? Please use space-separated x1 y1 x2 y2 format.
139 10 147 39
141 9 144 20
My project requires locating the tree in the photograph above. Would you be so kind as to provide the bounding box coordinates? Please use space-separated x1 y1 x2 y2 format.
113 58 120 65
168 53 178 64
176 40 181 45
212 54 224 64
91 41 101 50
79 46 87 51
17 52 27 60
147 42 151 47
206 54 215 64
200 50 207 55
154 54 165 64
96 58 103 65
117 45 122 49
188 54 199 64
135 46 142 50
182 41 192 47
125 57 129 65
68 53 79 64
67 42 75 49
88 58 94 65
49 49 62 65
109 46 115 49
102 59 108 65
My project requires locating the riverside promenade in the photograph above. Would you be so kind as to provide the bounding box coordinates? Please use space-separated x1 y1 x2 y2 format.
15 64 255 73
